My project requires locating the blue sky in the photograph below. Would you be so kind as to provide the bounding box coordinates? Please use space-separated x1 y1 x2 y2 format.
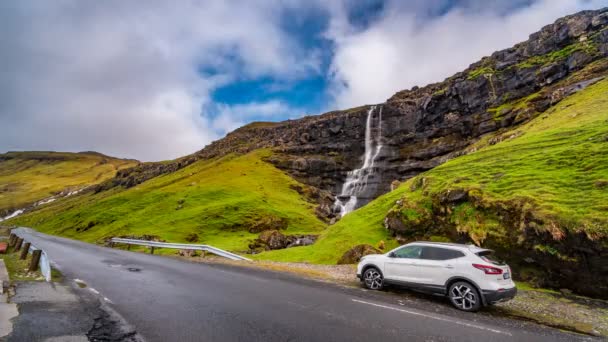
1 0 607 160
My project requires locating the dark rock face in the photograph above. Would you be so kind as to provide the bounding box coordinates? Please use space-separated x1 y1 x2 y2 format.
95 8 608 217
248 230 318 252
337 244 381 264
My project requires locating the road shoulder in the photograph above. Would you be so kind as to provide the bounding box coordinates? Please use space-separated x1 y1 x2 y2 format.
177 255 607 338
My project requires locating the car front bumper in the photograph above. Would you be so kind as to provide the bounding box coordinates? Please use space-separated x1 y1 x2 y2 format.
482 287 517 304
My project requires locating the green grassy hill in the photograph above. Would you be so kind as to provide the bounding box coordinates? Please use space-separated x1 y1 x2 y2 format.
0 151 137 215
260 77 608 297
8 150 327 250
261 76 608 263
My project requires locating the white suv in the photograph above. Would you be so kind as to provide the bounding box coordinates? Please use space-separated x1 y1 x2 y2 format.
356 242 516 311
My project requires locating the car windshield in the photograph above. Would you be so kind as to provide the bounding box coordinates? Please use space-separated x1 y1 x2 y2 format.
476 251 505 265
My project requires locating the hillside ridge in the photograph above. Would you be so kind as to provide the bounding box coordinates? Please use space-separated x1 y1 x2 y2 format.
0 151 138 219
97 8 608 219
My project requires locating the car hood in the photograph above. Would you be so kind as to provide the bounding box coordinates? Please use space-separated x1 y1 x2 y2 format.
360 254 383 261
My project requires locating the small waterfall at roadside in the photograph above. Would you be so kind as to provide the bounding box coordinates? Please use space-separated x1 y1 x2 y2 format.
334 105 383 217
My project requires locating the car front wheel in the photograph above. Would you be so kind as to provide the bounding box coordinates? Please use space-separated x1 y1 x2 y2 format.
448 281 481 312
362 267 383 290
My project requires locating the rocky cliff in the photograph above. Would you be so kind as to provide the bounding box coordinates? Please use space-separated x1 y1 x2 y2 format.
99 8 608 219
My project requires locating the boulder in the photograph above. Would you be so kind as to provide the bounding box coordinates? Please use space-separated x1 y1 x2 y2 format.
338 244 381 265
177 249 199 257
247 216 288 234
251 230 318 251
437 189 469 204
258 230 289 250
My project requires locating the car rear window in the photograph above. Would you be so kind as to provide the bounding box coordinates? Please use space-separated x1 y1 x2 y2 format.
421 246 465 260
476 251 505 265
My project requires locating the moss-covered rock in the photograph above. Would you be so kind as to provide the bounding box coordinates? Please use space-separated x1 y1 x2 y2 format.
383 186 608 298
337 244 381 265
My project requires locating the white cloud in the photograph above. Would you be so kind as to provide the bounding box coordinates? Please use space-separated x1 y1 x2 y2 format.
0 0 319 161
2 0 606 161
325 0 608 108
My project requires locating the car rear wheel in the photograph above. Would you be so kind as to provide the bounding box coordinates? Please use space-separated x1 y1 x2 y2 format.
362 267 383 290
448 281 481 312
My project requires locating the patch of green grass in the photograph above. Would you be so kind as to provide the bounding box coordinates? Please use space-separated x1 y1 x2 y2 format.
415 78 608 237
488 92 542 121
468 66 495 80
1 250 43 281
254 184 404 263
9 150 327 252
516 40 599 69
0 151 137 213
514 281 560 294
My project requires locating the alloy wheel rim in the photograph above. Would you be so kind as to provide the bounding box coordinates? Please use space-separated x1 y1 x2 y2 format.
364 269 382 289
451 284 476 310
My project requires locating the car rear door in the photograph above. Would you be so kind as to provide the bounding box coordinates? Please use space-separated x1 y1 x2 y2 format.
415 246 466 286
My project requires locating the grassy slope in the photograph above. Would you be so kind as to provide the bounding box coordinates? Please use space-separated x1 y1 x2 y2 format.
8 150 327 251
257 77 608 263
0 152 137 212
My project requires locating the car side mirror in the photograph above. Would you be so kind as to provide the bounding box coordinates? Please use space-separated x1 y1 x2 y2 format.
388 252 396 258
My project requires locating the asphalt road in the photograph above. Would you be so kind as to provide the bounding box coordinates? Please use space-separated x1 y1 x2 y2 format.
13 228 595 342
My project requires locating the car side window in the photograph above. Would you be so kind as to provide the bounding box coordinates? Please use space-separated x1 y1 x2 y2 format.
392 245 422 259
420 246 464 260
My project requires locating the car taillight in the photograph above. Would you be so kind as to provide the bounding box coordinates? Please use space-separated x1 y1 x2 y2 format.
472 263 503 275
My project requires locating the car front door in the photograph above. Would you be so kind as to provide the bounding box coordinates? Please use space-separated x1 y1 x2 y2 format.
383 245 423 284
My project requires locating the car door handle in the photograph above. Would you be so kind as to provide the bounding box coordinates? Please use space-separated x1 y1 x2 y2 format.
445 265 454 269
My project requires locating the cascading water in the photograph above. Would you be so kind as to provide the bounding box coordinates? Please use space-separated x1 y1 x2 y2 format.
334 105 383 217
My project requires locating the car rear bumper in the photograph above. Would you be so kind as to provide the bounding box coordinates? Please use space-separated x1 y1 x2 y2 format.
356 273 362 280
482 287 517 304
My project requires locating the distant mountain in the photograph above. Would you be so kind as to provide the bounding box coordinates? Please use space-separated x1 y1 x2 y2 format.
0 151 137 219
6 8 608 298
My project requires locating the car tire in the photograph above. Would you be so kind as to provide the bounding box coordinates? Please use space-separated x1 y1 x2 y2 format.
362 267 384 290
448 281 481 312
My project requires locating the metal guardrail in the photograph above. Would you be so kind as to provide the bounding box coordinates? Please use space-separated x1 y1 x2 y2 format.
110 238 252 261
9 230 52 281
28 245 52 282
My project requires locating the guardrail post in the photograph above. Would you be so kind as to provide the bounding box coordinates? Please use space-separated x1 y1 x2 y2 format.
20 242 31 260
29 250 42 272
150 246 155 254
127 244 131 251
8 234 16 247
15 237 24 252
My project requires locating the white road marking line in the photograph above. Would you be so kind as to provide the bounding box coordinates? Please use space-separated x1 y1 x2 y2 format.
351 299 511 336
89 288 100 295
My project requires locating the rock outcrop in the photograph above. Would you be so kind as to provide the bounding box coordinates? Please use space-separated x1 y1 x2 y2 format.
248 230 318 253
337 244 381 264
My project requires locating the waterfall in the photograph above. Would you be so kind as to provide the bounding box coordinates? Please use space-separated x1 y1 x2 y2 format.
334 105 383 217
